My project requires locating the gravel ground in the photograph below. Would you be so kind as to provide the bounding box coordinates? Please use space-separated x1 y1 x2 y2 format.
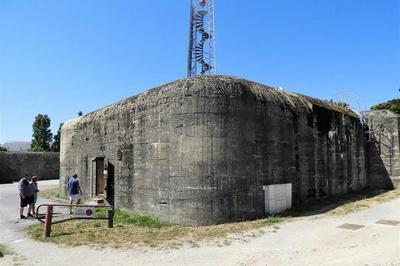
0 180 399 266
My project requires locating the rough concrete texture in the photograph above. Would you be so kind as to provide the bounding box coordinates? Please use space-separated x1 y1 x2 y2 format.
60 76 367 225
365 110 400 189
0 152 60 183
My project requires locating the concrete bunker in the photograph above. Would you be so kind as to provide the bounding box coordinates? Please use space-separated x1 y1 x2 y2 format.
60 76 367 226
364 110 400 189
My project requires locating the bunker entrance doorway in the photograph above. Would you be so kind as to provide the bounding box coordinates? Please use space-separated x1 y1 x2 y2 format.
92 157 115 206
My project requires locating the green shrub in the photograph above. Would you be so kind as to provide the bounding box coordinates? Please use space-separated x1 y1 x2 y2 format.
371 98 400 114
94 208 170 228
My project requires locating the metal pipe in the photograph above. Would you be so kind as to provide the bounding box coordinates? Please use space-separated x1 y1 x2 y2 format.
107 209 114 228
44 205 53 237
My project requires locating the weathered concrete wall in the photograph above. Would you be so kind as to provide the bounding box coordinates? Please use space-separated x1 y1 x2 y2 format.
60 76 367 226
0 152 60 183
365 110 400 189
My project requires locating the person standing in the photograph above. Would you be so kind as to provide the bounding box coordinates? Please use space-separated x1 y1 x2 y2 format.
67 174 83 214
30 176 40 215
18 174 34 219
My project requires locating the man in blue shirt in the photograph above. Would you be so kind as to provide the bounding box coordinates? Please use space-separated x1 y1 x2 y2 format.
67 174 83 214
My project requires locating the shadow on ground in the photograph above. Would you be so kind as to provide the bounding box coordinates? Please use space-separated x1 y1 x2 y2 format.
282 189 394 218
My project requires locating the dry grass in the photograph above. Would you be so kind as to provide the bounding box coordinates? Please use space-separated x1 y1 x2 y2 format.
288 189 400 217
40 188 61 200
27 189 400 249
0 243 13 257
27 214 283 249
325 189 400 216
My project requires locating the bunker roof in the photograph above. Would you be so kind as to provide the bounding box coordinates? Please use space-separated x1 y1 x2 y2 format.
63 75 359 130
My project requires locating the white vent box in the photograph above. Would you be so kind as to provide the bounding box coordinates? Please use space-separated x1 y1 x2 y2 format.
263 183 292 214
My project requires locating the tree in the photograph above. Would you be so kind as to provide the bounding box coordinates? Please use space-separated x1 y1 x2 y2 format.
30 114 53 152
0 145 7 152
371 99 400 114
51 123 63 152
78 111 83 116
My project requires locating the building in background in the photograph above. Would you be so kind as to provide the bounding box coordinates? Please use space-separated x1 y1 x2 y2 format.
2 141 31 152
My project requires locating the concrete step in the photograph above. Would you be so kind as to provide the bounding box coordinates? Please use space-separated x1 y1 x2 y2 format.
86 197 106 205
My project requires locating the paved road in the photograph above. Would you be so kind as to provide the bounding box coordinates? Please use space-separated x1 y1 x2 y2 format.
0 180 399 266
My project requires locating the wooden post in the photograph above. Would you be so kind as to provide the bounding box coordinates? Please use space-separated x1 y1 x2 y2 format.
107 209 114 228
44 205 53 237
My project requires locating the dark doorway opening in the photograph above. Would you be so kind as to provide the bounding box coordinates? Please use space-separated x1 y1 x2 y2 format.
95 157 105 197
106 163 115 206
93 157 115 206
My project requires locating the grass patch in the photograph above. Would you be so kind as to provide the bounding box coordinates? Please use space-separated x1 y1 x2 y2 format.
94 208 170 228
288 189 400 217
27 207 283 249
325 189 400 216
40 188 60 199
373 189 400 202
0 243 13 257
260 215 283 225
26 189 400 249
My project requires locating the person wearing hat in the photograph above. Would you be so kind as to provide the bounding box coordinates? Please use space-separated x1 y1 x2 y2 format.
67 174 83 214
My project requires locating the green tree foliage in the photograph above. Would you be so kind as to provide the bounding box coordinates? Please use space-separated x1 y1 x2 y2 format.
51 123 63 152
371 98 400 114
30 114 53 152
0 146 7 152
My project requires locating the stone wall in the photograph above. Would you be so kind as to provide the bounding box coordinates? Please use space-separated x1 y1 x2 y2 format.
0 152 60 183
60 76 367 226
365 110 400 189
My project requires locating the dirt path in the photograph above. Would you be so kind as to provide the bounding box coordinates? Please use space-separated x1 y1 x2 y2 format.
1 180 399 266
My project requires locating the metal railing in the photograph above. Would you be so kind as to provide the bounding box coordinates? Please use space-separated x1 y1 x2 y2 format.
36 204 114 237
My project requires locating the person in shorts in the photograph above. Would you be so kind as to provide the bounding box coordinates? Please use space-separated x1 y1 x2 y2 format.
30 176 40 215
67 174 83 214
18 174 34 219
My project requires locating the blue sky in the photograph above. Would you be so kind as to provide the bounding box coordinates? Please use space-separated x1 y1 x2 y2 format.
0 0 399 143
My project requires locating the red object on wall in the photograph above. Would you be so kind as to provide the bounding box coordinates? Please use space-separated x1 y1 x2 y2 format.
200 0 206 6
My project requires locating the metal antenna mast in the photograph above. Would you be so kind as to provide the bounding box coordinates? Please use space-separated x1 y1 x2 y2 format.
187 0 216 77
